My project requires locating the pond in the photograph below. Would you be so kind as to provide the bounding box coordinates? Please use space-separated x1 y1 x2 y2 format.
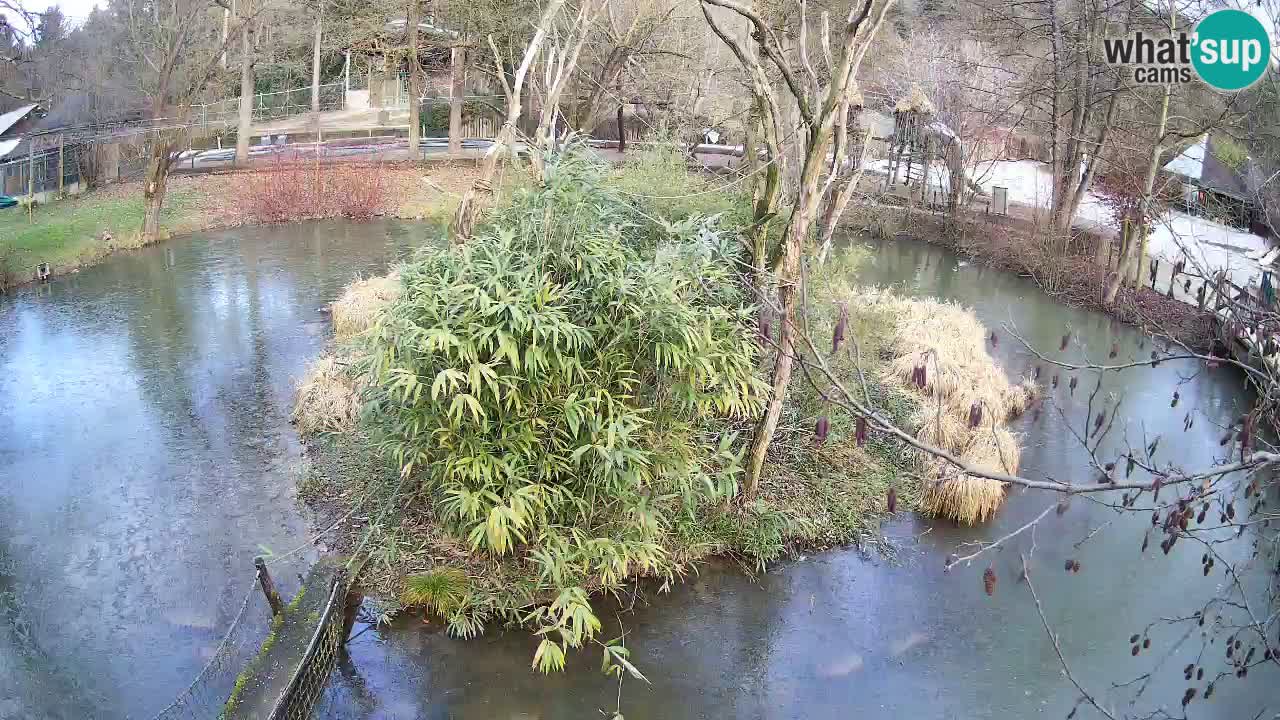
0 224 1274 719
0 220 434 719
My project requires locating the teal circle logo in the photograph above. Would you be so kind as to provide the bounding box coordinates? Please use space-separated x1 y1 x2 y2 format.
1192 9 1271 91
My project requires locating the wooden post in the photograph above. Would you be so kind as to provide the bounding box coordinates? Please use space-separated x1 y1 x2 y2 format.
255 556 285 616
448 45 465 155
27 140 35 198
616 104 625 154
58 135 65 196
340 588 364 650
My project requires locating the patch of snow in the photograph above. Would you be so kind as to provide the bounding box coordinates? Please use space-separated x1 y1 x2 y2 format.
970 159 1054 208
928 121 956 140
1162 135 1206 181
0 138 18 160
969 159 1115 231
0 103 36 137
1147 211 1273 293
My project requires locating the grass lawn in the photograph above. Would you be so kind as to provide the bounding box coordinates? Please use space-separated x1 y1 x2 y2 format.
0 187 193 278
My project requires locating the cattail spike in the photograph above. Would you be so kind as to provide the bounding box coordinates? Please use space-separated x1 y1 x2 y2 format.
855 416 868 447
983 566 997 596
832 304 848 353
1060 333 1070 351
814 416 830 444
887 486 897 513
968 402 983 428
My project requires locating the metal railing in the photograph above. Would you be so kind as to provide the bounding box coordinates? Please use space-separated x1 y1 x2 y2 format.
267 571 349 720
192 82 347 127
150 571 277 720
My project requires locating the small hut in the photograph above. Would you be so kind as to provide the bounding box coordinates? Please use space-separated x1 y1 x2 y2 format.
884 85 936 191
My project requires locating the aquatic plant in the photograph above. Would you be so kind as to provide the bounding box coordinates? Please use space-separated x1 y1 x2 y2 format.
331 272 402 341
402 568 471 619
292 356 360 434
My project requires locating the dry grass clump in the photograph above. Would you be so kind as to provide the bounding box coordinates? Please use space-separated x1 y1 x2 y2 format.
880 294 1030 421
294 271 402 434
331 272 401 340
859 289 1033 525
919 463 1008 524
292 356 360 434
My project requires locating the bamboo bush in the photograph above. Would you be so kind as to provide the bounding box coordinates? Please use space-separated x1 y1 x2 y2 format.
358 145 766 670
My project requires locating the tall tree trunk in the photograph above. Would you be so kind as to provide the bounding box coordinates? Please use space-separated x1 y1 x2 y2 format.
1104 86 1172 305
407 0 421 157
448 45 465 154
745 127 831 496
221 6 230 70
141 139 171 243
311 1 323 140
234 2 255 165
616 102 625 153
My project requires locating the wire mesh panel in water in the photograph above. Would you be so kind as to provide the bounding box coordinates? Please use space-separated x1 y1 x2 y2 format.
268 574 348 720
149 571 275 720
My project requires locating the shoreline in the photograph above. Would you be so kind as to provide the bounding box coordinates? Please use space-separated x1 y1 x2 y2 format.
0 162 478 293
848 201 1217 351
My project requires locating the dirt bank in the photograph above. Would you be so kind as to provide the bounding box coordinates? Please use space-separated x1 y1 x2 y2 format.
848 202 1216 350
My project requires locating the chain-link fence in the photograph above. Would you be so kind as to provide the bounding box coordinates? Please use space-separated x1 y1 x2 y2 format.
0 143 91 197
192 82 346 127
149 570 277 720
267 571 349 720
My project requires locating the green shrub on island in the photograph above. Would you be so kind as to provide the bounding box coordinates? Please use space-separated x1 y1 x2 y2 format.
358 147 767 669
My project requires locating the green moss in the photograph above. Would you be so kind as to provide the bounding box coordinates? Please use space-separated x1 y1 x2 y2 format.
221 611 285 717
1212 135 1249 171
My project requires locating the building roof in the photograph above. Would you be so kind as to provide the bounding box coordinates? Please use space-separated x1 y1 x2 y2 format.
0 104 39 137
0 138 19 160
1163 133 1252 200
1163 135 1206 179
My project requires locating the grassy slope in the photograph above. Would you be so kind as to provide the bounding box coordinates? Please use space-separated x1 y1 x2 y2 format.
0 163 479 285
0 186 194 276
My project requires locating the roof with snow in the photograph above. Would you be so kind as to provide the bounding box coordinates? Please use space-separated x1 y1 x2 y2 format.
0 104 38 137
1163 135 1206 179
1163 134 1252 200
894 86 935 114
0 138 18 159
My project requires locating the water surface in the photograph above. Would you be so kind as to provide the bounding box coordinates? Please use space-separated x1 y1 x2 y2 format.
314 235 1278 720
1 225 1274 720
0 220 435 718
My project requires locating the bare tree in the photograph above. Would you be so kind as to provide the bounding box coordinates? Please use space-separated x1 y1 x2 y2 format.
310 0 324 138
702 0 895 496
449 0 564 242
113 0 258 241
234 0 256 164
406 0 420 156
530 0 607 178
